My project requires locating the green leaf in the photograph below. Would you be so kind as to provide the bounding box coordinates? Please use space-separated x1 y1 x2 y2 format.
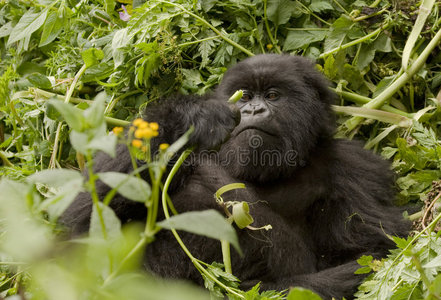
354 266 372 274
97 172 151 203
287 287 322 300
81 48 105 68
232 202 254 229
324 16 354 52
309 0 333 12
39 10 64 47
90 202 122 239
0 21 13 38
357 255 373 266
283 30 327 51
28 169 83 188
48 100 87 132
158 210 242 255
27 73 52 89
7 9 48 46
84 92 106 129
267 0 297 25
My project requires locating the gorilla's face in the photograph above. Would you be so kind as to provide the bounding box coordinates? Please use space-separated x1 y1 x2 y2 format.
216 54 335 182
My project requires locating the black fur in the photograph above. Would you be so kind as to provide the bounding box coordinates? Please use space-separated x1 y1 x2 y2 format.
60 54 410 299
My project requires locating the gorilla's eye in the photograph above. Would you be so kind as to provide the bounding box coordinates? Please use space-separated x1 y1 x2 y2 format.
266 91 279 100
241 92 253 101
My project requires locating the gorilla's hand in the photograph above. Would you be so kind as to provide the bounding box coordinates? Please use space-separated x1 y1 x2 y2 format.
188 101 240 150
143 96 240 151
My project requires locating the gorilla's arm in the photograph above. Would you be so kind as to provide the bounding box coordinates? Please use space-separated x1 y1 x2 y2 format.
59 95 238 236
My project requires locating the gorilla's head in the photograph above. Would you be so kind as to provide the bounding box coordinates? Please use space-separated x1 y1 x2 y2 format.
215 54 335 182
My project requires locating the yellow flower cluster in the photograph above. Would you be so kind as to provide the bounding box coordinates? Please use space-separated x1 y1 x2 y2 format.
112 126 124 136
131 119 160 149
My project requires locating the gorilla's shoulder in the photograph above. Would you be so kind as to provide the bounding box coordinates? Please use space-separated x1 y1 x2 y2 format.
329 138 395 199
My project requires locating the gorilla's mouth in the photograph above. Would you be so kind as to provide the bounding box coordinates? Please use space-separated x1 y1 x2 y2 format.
235 126 276 137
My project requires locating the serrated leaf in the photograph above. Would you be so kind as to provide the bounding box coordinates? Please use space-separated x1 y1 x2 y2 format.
81 48 105 68
7 9 48 46
158 210 242 255
39 11 64 47
97 172 151 203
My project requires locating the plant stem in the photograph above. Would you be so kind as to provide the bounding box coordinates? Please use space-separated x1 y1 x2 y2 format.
221 240 232 274
345 26 441 130
0 151 13 167
263 0 282 53
161 150 244 298
86 152 107 239
156 0 254 57
336 90 412 118
49 64 87 169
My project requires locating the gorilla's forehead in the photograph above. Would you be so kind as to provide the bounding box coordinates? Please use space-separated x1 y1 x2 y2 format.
219 54 308 93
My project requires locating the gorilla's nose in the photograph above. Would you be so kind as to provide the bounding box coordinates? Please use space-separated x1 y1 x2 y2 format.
241 102 270 119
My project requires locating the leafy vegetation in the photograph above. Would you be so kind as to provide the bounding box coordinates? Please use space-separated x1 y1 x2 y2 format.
1 0 441 299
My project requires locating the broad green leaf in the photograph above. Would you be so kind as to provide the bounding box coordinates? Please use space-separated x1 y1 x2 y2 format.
87 133 117 158
70 130 117 157
27 73 52 89
97 172 151 203
0 21 13 38
158 210 242 255
28 169 83 188
90 202 122 239
39 11 64 47
81 48 105 68
357 255 373 266
0 179 52 261
324 16 354 52
48 100 86 131
283 30 327 51
267 0 297 25
7 9 48 45
84 92 106 129
287 287 322 300
309 0 333 12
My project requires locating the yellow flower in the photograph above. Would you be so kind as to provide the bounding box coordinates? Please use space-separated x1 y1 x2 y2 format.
135 127 154 139
112 126 123 136
137 121 149 129
159 143 169 150
131 139 142 148
266 44 273 50
149 122 159 131
133 118 145 127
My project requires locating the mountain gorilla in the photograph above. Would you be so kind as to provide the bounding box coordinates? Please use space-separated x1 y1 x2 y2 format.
60 54 410 299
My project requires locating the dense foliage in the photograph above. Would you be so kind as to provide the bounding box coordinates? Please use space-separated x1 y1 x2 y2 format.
1 0 441 299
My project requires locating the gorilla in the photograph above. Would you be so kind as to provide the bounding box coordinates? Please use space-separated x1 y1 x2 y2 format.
60 54 410 299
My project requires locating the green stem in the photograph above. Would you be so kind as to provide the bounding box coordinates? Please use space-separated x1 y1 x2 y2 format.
86 152 108 239
336 90 412 118
263 0 282 53
221 240 232 274
319 23 389 59
345 26 441 130
31 88 93 104
105 116 130 127
161 150 244 298
156 0 254 57
49 64 87 168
